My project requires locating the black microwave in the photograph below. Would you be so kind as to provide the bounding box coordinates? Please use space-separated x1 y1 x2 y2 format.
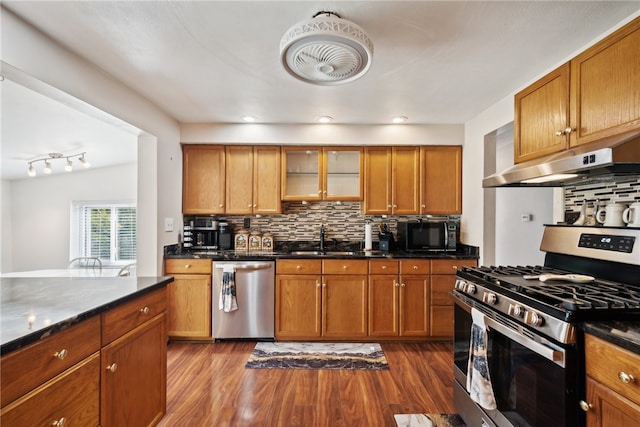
397 219 458 252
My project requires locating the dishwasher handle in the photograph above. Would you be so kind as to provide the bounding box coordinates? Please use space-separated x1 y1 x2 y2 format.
213 262 273 271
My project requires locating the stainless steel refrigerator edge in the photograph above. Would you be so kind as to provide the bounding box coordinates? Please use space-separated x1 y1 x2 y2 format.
212 261 275 339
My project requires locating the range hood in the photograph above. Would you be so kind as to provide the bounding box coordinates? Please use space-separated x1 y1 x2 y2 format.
483 137 640 187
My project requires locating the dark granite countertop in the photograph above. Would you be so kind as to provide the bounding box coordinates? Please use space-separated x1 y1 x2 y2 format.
164 243 479 261
582 321 640 355
0 276 173 356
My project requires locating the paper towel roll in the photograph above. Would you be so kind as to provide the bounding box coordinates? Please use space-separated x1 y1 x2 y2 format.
364 223 372 251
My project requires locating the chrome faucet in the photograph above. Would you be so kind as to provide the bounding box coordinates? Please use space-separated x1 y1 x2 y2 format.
320 225 325 251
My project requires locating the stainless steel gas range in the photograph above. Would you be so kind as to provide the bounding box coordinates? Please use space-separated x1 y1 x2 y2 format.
452 225 640 427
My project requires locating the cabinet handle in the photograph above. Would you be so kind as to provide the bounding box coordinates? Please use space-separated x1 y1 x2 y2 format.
565 127 574 134
393 204 397 208
316 281 321 288
322 283 326 288
296 265 302 270
140 306 150 314
53 349 68 360
578 400 592 412
51 417 67 426
248 204 252 208
106 363 118 372
253 204 257 208
382 265 387 270
401 282 406 287
184 264 191 269
394 281 399 287
342 265 348 270
453 265 458 271
555 130 566 136
219 204 224 208
387 205 392 208
413 265 418 270
618 371 635 384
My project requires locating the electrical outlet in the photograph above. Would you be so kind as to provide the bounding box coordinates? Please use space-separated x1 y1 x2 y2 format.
164 217 174 232
244 217 251 228
521 213 532 222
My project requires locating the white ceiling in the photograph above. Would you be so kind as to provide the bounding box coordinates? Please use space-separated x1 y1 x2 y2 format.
2 1 639 179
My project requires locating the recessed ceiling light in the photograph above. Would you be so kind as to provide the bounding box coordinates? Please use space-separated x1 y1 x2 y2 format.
392 116 408 124
242 115 257 123
317 116 333 123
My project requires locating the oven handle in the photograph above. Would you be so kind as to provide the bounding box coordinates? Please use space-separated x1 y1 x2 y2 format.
483 316 565 366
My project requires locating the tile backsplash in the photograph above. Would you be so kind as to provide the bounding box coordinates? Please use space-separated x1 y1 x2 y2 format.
213 202 429 245
564 175 640 215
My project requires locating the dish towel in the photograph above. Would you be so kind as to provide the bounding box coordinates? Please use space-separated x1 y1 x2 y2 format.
466 307 497 410
219 265 238 312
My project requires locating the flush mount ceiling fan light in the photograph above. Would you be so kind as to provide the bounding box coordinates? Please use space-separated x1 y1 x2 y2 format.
280 11 373 85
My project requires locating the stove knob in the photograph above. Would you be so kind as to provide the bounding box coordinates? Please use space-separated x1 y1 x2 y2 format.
508 304 525 318
483 292 498 305
454 279 466 291
524 311 544 327
465 283 477 294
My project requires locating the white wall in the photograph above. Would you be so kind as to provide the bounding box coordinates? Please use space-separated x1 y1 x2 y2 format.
7 164 136 272
1 8 181 275
1 181 12 271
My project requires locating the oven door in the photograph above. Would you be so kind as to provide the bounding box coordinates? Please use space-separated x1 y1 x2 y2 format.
453 293 579 427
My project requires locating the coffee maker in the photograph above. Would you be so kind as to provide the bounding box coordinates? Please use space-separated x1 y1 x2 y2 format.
218 222 233 250
183 217 220 250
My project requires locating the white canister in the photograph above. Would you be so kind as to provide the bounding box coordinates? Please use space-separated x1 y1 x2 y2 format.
623 202 640 228
596 203 626 227
364 223 372 251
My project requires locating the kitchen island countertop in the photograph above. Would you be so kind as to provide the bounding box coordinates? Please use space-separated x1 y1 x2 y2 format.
0 276 173 355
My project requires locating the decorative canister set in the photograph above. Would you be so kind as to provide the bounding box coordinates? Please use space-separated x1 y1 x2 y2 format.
234 228 275 252
596 202 640 228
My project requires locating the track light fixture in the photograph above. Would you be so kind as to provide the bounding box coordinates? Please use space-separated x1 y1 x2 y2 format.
27 152 90 177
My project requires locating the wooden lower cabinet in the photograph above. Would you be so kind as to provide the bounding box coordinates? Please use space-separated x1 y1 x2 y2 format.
0 353 100 426
276 274 322 339
583 333 640 427
165 259 212 340
101 313 167 427
430 259 478 338
275 259 367 340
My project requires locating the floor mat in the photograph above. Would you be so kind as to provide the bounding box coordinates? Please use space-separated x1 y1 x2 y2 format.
394 413 467 427
245 342 389 370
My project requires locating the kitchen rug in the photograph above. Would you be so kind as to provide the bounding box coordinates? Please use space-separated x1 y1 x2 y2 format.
394 414 467 427
245 342 389 370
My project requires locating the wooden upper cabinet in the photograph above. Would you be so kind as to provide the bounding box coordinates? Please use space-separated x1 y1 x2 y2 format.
363 146 419 215
421 146 462 214
514 63 570 164
182 145 225 214
570 17 640 148
226 146 281 214
281 147 362 201
391 147 420 215
515 17 640 163
363 146 393 214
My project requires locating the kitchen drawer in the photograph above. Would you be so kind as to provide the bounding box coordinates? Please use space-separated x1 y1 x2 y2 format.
323 259 368 275
1 315 100 408
276 259 322 275
431 259 477 275
102 287 167 344
369 259 399 275
431 275 455 306
165 258 212 274
399 259 430 275
0 352 100 426
586 334 640 406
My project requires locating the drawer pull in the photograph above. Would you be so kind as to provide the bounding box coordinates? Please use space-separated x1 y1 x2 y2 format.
106 363 118 372
184 264 191 269
296 265 302 270
53 349 68 360
140 306 150 314
618 371 635 384
578 400 592 412
52 417 67 426
342 265 348 270
453 266 458 271
382 265 387 270
413 265 418 270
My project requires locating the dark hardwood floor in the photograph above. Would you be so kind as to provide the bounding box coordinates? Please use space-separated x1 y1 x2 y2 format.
159 340 456 427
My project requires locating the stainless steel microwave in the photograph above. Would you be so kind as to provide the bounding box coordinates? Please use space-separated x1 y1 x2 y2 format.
397 219 458 252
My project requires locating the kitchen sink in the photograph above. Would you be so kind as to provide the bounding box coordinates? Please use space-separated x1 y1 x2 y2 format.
288 251 357 256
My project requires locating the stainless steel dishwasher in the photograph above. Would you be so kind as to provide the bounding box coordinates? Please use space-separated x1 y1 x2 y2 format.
212 260 275 339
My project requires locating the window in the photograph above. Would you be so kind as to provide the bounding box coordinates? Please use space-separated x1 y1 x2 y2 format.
71 201 136 266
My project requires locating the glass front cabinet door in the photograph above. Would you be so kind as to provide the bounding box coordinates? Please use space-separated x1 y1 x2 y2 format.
282 147 362 201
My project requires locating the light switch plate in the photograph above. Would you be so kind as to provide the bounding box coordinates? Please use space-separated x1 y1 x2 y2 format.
164 217 174 232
